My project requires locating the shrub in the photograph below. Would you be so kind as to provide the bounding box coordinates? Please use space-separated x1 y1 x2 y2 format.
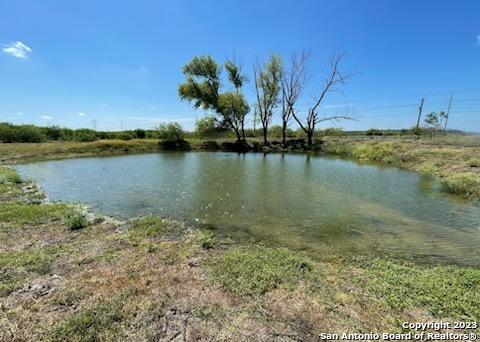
157 122 185 141
0 123 15 142
73 129 98 142
366 128 384 136
134 129 146 139
322 128 343 136
195 116 225 138
66 212 88 230
212 245 312 295
13 125 46 142
119 132 134 140
43 126 63 140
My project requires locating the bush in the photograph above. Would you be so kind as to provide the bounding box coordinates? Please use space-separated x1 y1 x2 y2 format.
366 128 384 136
73 129 98 142
119 132 134 140
14 125 46 143
0 123 15 142
322 128 343 136
134 129 146 139
195 116 225 138
157 122 185 141
66 212 88 230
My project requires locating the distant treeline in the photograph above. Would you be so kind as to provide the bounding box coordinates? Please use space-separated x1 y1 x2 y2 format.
0 121 465 144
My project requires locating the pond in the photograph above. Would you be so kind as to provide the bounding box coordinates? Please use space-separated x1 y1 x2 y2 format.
17 152 480 265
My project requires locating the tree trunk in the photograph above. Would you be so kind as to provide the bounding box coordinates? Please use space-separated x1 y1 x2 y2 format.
307 130 313 149
234 128 241 142
241 121 246 142
263 126 268 146
282 121 287 148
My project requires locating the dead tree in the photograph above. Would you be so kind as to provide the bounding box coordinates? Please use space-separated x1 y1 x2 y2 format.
291 53 356 148
281 51 309 147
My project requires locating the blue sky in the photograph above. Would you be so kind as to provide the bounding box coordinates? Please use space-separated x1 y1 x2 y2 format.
0 0 479 132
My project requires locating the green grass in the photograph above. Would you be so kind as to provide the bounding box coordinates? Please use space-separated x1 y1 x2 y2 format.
468 158 480 168
0 247 55 274
212 245 312 296
354 258 480 320
0 275 22 297
0 167 22 184
123 216 183 243
418 162 438 176
52 296 126 341
0 202 72 225
441 173 480 198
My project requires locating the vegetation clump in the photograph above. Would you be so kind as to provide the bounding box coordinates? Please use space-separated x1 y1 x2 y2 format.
468 158 480 168
350 142 401 163
212 245 312 295
52 296 126 341
354 258 480 320
0 248 53 275
0 202 72 225
66 211 88 230
124 216 183 243
418 162 438 176
441 173 480 198
0 167 22 184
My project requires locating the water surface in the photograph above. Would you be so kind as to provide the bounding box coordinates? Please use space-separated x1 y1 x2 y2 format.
17 152 480 265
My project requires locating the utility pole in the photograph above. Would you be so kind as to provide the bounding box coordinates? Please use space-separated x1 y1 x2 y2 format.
415 97 424 132
444 93 453 134
120 121 124 131
92 119 97 131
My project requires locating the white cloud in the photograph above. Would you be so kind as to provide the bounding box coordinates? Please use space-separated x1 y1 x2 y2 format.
17 112 23 116
78 112 86 117
41 115 53 120
2 41 32 59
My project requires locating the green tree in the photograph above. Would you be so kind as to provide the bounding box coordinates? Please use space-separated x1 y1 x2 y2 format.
157 122 185 141
178 56 249 142
254 55 283 145
195 116 225 138
424 111 446 139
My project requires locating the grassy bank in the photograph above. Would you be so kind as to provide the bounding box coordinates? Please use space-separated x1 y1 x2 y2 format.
323 136 480 199
0 166 479 340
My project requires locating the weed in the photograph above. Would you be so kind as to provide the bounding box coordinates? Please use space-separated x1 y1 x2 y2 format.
468 158 480 168
354 258 480 320
124 216 183 243
0 248 54 274
52 296 126 341
418 162 438 176
0 167 22 184
0 202 72 225
212 245 312 296
441 173 480 198
66 211 88 230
